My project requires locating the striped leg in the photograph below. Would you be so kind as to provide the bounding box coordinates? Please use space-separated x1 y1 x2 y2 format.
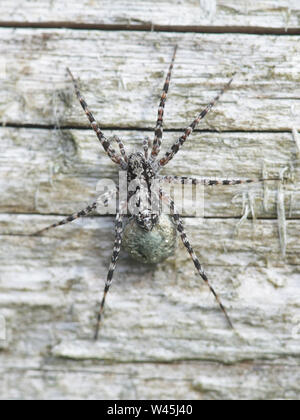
160 189 234 330
143 136 152 160
31 202 98 236
31 190 115 236
111 135 128 163
159 75 235 168
151 45 178 161
159 175 272 186
67 68 127 168
94 212 124 340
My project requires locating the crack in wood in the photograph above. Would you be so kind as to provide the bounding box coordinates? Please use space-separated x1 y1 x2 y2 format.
1 22 300 35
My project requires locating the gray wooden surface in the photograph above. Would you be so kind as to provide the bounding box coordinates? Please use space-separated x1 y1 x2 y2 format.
0 0 299 400
1 0 300 30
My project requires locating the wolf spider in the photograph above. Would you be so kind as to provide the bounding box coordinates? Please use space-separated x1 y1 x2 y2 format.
33 46 269 339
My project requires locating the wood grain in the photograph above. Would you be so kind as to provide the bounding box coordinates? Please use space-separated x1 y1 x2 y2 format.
0 0 300 30
1 214 299 356
0 2 299 401
1 30 300 130
0 127 298 218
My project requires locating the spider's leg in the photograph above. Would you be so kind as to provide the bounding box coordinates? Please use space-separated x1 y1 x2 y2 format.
143 136 152 160
31 189 115 236
159 175 278 186
67 68 127 168
160 189 234 330
94 212 124 340
159 75 235 168
111 135 128 163
31 202 98 236
151 45 178 161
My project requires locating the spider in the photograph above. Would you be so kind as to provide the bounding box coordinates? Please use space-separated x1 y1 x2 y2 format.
32 46 268 340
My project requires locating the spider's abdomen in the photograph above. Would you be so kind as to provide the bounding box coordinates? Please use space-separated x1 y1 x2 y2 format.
123 214 177 264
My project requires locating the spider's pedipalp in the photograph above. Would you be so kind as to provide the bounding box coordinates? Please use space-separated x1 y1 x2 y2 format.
151 45 178 161
111 135 128 163
143 136 152 160
159 74 235 168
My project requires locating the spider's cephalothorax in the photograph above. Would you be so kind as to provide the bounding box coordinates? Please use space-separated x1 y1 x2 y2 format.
34 46 269 340
127 151 159 232
127 152 156 181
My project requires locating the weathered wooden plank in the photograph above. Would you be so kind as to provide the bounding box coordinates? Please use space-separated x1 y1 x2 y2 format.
1 29 300 130
0 214 299 364
0 360 300 400
1 127 298 218
0 14 299 401
0 209 299 399
0 0 300 29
